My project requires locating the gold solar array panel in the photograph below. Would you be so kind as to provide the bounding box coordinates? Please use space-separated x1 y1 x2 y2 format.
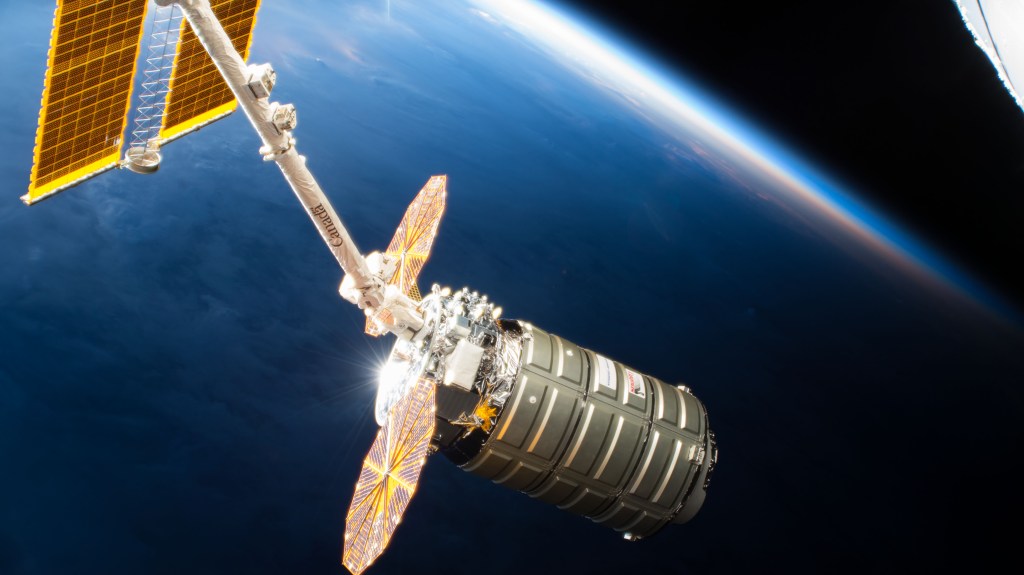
343 379 435 575
384 175 447 303
159 0 261 143
366 176 448 336
25 0 150 205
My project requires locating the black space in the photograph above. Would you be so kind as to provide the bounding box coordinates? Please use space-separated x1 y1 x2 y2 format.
563 0 1024 308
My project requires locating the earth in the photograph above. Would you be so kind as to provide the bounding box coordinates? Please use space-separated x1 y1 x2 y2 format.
2 1 1023 574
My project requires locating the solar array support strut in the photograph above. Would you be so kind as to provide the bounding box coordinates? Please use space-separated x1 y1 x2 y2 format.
158 0 420 334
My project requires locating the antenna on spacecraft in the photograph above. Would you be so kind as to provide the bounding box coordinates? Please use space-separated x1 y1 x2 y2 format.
23 2 716 574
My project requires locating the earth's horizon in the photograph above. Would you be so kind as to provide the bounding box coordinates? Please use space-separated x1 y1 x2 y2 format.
2 1 1023 574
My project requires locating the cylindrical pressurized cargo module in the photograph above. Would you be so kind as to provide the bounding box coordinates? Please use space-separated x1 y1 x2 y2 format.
377 286 717 540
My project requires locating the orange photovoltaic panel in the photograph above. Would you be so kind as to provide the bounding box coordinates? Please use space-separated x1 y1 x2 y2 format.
342 379 435 575
159 0 261 143
24 0 149 205
366 176 448 336
386 176 447 301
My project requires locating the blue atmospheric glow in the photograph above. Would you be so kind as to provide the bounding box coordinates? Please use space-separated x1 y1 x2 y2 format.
544 0 1012 318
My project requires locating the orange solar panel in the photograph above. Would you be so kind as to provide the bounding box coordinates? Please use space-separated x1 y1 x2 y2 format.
366 176 447 336
159 0 261 143
342 378 435 575
24 0 149 205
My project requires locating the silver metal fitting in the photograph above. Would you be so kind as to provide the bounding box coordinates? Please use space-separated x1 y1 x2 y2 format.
246 63 276 99
271 103 298 133
259 137 294 161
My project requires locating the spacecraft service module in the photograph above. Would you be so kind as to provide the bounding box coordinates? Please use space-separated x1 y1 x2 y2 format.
22 1 717 572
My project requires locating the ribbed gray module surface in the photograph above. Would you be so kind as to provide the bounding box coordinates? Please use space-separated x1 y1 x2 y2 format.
457 323 715 539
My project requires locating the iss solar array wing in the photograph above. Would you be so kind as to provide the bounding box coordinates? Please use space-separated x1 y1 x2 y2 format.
957 0 1024 112
159 0 262 143
24 0 263 205
24 0 150 205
